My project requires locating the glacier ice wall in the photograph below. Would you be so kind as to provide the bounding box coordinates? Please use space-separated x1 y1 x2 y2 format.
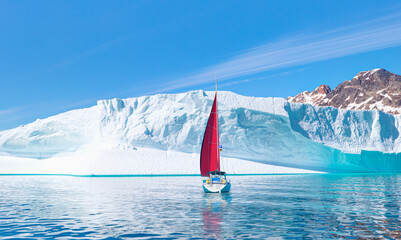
285 103 401 153
0 107 98 158
1 90 401 173
96 90 288 154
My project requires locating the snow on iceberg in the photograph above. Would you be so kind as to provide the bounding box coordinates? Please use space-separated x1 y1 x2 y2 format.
0 90 401 175
0 107 98 159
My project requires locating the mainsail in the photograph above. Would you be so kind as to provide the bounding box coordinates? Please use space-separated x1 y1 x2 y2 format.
200 93 220 176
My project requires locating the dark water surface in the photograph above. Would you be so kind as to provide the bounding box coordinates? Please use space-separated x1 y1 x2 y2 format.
1 174 401 239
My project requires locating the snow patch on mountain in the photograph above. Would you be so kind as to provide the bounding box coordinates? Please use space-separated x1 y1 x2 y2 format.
288 68 401 114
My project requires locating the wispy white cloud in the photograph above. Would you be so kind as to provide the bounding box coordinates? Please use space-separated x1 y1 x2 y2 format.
0 107 29 129
216 68 306 88
0 98 98 130
0 107 23 117
218 79 250 88
155 13 401 93
7 34 133 84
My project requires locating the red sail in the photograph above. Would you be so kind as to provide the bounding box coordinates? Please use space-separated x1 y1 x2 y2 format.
200 93 220 176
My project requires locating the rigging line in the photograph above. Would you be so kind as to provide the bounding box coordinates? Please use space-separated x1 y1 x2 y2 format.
206 125 219 130
216 73 222 172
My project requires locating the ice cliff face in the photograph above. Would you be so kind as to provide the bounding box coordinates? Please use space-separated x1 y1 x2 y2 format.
286 104 401 153
1 90 401 173
97 91 286 154
0 107 98 158
288 68 401 114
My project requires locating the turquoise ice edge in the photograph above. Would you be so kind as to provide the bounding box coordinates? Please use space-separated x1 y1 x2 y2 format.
2 173 401 177
0 173 324 177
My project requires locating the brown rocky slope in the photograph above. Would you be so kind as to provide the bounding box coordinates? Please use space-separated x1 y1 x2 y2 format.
287 68 401 114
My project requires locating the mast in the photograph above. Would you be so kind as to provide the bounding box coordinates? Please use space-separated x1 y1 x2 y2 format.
200 75 221 176
215 75 220 172
215 72 217 93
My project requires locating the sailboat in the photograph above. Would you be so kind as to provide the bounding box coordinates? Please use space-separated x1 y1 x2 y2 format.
200 81 231 193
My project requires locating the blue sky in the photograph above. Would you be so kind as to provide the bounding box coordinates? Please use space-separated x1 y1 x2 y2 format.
1 1 401 130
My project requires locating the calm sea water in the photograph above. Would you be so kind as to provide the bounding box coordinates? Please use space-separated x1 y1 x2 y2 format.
1 174 401 239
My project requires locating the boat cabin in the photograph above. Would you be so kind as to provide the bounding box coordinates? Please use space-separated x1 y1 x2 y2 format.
206 171 227 183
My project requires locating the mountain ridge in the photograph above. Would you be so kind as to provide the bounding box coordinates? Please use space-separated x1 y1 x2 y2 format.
287 68 401 114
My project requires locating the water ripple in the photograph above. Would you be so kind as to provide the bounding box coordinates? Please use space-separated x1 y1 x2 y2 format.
1 174 401 238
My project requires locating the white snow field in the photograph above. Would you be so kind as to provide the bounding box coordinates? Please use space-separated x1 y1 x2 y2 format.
1 90 401 175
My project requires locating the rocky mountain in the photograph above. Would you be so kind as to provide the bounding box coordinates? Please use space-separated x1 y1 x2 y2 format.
287 68 401 114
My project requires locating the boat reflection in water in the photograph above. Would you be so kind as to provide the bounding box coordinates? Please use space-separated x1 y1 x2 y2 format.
201 193 231 239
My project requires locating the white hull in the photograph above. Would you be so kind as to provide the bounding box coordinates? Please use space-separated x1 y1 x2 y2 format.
203 183 231 193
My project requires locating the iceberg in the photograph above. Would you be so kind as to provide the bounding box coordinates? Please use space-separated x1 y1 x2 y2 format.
1 90 401 175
